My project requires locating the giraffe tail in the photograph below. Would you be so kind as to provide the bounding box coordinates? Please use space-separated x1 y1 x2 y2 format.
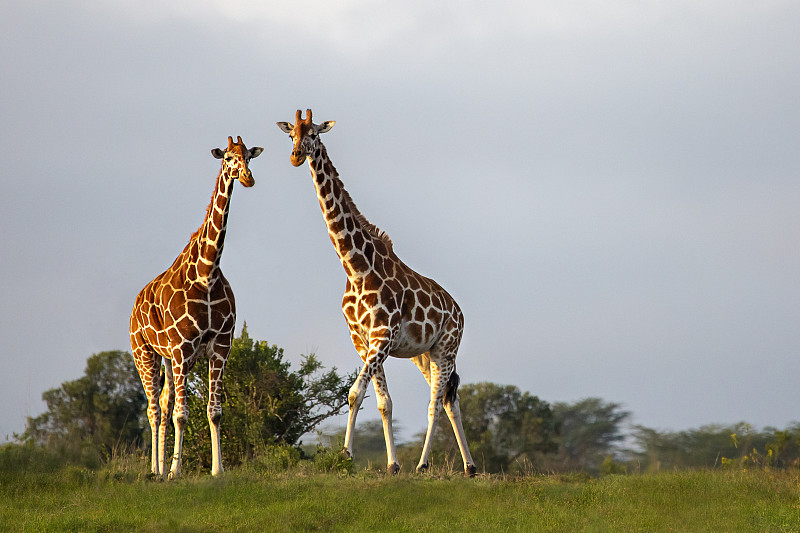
443 371 460 406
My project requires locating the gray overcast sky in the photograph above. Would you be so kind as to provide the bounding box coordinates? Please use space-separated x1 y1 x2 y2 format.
2 0 799 442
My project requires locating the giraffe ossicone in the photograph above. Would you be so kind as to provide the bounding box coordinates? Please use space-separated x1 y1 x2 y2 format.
277 110 477 477
129 136 262 478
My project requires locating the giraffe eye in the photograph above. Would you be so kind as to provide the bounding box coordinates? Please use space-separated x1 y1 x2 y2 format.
225 156 233 162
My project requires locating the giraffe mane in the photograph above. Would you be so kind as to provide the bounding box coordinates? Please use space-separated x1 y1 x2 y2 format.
317 142 394 251
188 168 224 243
340 187 394 251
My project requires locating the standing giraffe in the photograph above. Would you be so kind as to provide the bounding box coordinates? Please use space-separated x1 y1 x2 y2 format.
129 136 262 478
277 110 476 476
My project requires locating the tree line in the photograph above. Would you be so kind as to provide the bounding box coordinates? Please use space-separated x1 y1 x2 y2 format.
12 327 800 475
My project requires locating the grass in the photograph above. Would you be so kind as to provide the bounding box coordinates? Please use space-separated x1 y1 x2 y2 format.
2 458 800 532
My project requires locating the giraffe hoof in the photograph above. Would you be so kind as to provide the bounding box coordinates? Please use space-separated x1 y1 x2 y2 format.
416 463 429 473
465 464 477 478
387 463 400 476
341 449 352 460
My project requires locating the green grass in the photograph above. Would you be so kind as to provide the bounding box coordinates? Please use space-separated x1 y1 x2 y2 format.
2 462 800 532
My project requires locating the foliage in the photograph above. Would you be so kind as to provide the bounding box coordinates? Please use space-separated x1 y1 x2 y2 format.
601 454 628 475
549 397 631 474
181 324 355 471
631 422 777 472
0 440 74 484
316 419 404 472
762 424 800 468
425 382 559 474
19 350 147 466
711 424 800 470
308 444 355 475
236 442 303 474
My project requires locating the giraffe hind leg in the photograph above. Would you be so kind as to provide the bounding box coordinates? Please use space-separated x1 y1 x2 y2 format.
442 371 477 477
416 356 445 474
415 346 476 477
410 352 433 472
411 352 432 385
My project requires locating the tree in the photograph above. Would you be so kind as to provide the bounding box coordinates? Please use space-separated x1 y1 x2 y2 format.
630 422 776 471
182 325 355 470
427 382 558 474
550 398 630 474
21 350 147 465
763 424 800 468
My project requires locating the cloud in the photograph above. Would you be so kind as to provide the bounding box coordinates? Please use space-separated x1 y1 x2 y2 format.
62 1 794 58
2 0 799 441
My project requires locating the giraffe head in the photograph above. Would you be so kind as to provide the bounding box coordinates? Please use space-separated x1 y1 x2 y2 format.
276 109 335 167
211 136 263 187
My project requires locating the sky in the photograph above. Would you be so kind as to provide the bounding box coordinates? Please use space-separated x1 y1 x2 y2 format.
1 0 799 444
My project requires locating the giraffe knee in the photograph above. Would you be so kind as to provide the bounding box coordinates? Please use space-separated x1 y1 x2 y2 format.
173 416 187 431
207 405 222 425
173 407 188 429
377 395 393 419
348 389 359 409
348 382 364 408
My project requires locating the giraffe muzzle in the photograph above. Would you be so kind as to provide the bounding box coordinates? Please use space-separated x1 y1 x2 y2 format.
290 150 306 167
237 172 255 187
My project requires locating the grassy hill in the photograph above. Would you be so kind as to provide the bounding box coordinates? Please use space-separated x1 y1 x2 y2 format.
3 456 799 532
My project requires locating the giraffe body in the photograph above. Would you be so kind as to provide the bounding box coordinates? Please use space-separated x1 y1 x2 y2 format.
278 110 476 476
129 136 262 478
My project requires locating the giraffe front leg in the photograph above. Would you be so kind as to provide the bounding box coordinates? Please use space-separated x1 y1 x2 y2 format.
167 355 188 480
342 371 369 461
371 368 400 475
208 350 227 476
343 347 387 461
133 349 164 476
158 361 174 477
146 401 161 476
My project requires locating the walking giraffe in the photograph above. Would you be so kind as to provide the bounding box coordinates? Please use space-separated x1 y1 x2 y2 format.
277 110 476 476
129 136 262 478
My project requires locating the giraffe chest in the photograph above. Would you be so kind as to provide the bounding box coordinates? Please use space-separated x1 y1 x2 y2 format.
146 277 235 339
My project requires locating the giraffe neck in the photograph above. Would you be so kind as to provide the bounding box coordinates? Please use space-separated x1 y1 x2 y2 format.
188 169 235 286
308 143 377 279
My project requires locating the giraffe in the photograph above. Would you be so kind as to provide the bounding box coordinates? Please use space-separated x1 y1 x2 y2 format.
129 136 262 478
277 110 476 476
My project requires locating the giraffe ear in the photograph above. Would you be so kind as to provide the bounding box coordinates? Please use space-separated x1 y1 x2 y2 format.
211 148 225 159
276 122 293 133
249 147 264 159
318 121 335 134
